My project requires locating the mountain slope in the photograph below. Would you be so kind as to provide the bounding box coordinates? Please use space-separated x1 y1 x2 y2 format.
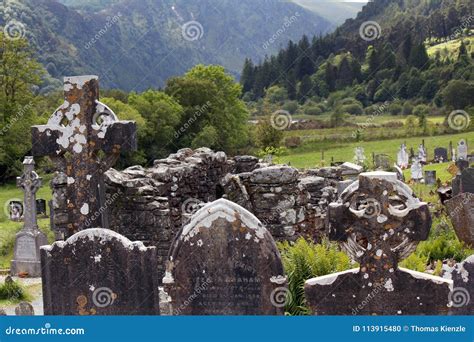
1 0 337 91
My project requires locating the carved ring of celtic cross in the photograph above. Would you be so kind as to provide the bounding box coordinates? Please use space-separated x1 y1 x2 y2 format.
327 175 431 264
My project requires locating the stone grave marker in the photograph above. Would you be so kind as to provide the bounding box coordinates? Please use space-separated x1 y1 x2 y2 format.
449 255 474 314
8 200 23 221
159 198 287 315
32 75 137 238
410 159 423 182
434 147 448 163
458 139 468 161
418 144 427 163
11 157 48 277
305 173 451 315
353 147 366 165
374 154 390 170
36 199 47 216
41 228 159 315
15 302 34 316
446 193 474 247
396 144 409 168
425 170 437 185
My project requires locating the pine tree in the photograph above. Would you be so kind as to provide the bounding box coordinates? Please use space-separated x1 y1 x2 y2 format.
297 75 313 103
240 58 255 94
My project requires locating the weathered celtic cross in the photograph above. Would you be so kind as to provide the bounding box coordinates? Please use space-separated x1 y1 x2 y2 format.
11 156 48 276
32 76 136 237
305 172 452 315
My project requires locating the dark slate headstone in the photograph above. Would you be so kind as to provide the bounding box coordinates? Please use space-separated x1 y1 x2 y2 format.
424 170 437 185
449 255 474 315
41 228 159 315
446 193 474 247
160 199 286 315
456 159 470 172
460 168 474 194
305 173 451 315
15 302 34 316
434 147 448 162
36 199 47 216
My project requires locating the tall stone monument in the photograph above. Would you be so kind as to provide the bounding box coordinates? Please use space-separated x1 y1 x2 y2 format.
31 75 137 238
11 157 48 277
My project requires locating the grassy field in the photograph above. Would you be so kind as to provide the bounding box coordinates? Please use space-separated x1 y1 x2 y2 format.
282 130 474 169
427 36 474 61
0 176 54 269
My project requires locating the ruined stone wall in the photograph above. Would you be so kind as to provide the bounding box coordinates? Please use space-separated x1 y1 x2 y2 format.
49 148 349 281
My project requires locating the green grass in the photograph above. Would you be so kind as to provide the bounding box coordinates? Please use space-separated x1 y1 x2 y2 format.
427 36 474 61
282 130 474 169
0 174 54 269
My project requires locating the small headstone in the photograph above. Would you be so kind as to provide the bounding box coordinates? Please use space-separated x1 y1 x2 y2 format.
374 154 390 170
449 255 474 314
11 157 48 277
353 147 366 165
425 170 437 185
41 228 159 315
35 199 47 216
418 144 427 163
305 173 451 315
434 147 448 163
397 143 409 168
446 193 474 247
8 201 23 221
410 159 423 182
160 199 286 315
457 140 468 161
14 302 34 316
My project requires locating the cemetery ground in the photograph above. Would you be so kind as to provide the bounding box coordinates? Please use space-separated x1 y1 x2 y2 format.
1 129 473 315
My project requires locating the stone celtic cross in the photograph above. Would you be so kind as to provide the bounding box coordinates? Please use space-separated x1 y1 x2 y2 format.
305 172 452 315
17 157 42 231
32 76 136 237
11 156 48 276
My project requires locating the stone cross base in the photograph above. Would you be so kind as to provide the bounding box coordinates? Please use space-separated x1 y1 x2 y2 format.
304 267 452 315
11 230 48 277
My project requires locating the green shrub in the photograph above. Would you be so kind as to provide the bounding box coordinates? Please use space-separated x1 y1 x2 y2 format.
399 253 428 272
278 238 351 315
304 106 322 116
0 280 26 301
340 103 364 115
282 101 298 114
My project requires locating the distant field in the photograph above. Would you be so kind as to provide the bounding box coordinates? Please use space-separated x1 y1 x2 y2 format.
427 36 474 60
282 130 474 168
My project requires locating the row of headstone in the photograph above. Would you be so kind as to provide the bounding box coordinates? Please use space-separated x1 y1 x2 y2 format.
8 199 47 221
40 199 287 315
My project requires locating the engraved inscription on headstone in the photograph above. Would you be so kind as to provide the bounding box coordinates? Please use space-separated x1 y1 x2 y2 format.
160 199 286 315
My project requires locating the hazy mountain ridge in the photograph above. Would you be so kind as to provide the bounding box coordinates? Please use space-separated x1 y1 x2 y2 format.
1 0 341 91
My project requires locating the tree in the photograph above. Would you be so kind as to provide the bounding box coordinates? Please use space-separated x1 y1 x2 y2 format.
128 90 183 162
240 58 255 94
297 75 313 103
165 65 249 152
442 80 474 109
255 118 283 149
409 43 430 70
0 33 43 182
